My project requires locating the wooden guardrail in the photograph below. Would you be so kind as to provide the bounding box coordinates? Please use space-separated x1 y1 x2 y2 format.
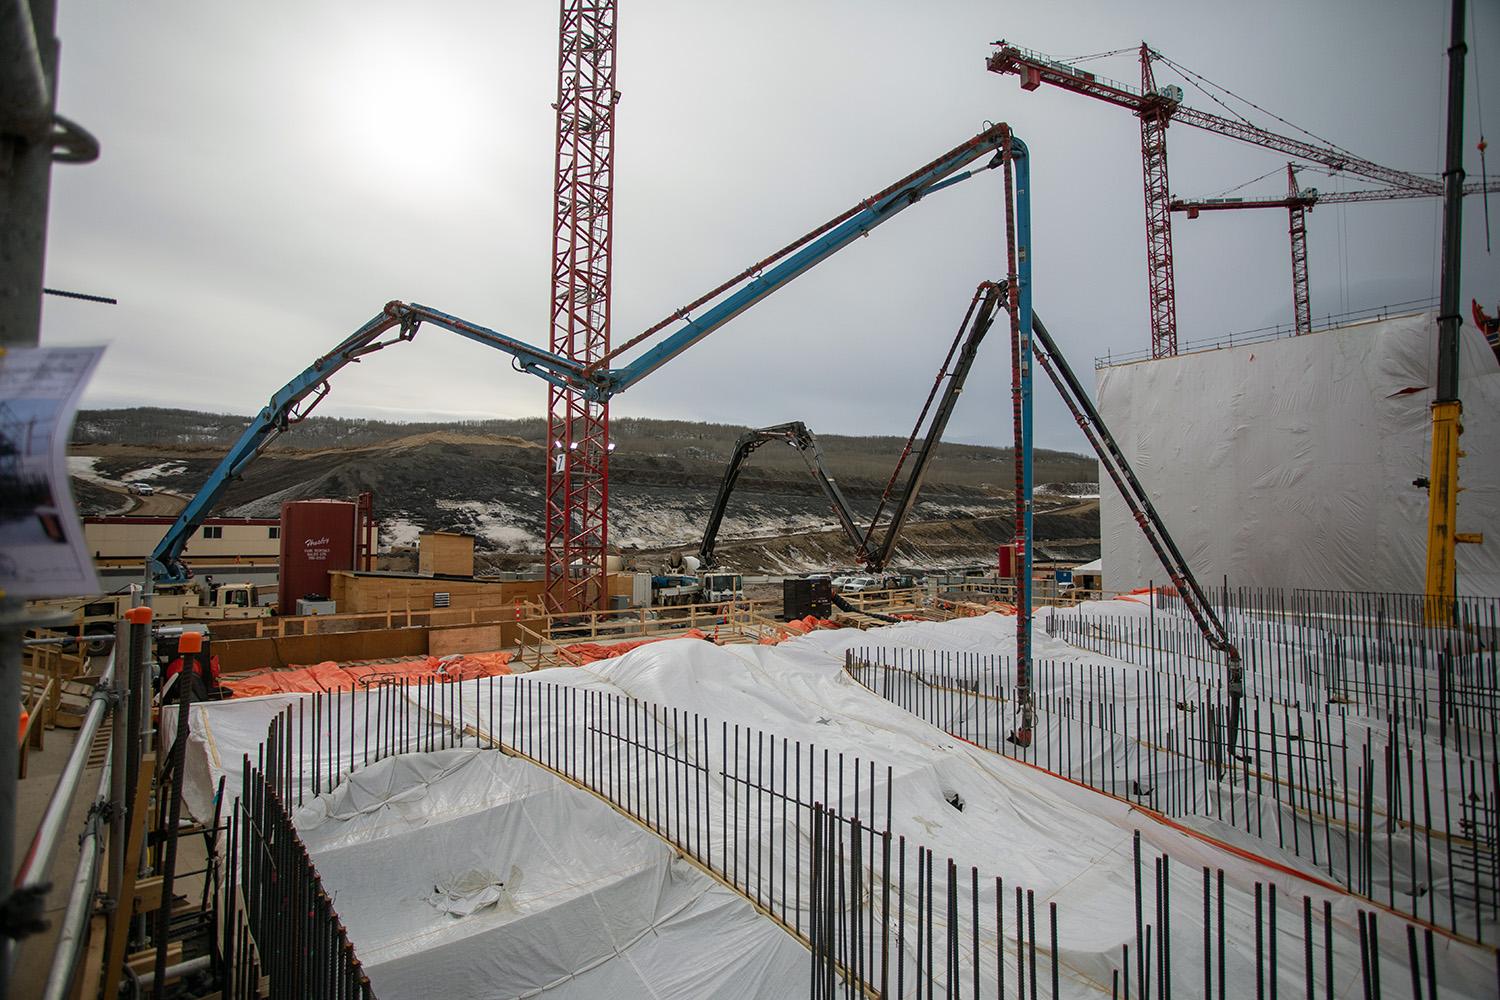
512 599 789 668
19 629 88 776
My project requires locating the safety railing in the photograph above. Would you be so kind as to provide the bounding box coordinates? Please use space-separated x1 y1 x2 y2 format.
207 601 539 641
8 645 115 985
1095 299 1439 368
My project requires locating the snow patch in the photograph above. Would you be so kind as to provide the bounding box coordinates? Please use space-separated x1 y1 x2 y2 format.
121 461 188 483
382 518 422 549
433 500 542 553
1035 482 1099 500
67 455 110 485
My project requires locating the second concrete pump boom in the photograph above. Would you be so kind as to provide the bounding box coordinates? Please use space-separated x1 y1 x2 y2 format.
697 422 866 571
860 280 1006 570
697 281 1006 574
1029 309 1246 761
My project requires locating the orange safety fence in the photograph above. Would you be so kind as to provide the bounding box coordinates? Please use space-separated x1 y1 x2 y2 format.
222 651 513 698
1113 584 1179 604
758 615 842 645
556 628 713 665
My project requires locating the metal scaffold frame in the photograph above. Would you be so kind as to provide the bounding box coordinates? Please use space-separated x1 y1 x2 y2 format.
546 0 619 613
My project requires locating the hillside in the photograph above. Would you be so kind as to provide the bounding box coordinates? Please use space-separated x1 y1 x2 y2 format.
70 408 1099 572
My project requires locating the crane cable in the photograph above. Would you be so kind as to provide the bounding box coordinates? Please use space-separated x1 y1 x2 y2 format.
1205 164 1290 200
1151 50 1360 162
1473 0 1492 252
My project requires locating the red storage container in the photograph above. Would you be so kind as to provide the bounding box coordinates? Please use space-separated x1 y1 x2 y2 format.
278 500 358 612
997 543 1018 581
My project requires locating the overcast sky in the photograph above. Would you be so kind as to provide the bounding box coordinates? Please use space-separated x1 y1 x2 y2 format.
39 0 1500 452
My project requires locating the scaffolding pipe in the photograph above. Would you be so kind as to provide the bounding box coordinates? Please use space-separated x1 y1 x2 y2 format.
14 651 114 893
0 0 49 139
130 954 212 992
5 649 115 978
38 755 112 1000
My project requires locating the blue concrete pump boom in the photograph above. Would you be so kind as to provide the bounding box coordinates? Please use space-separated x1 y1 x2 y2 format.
147 303 596 581
149 123 1021 584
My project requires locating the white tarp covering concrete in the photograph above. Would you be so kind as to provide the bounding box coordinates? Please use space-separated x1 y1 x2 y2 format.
1096 312 1500 595
182 618 1496 999
295 748 807 999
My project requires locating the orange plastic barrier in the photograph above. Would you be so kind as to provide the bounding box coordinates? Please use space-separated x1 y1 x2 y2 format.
557 629 712 665
757 616 842 645
1116 584 1179 600
222 651 513 698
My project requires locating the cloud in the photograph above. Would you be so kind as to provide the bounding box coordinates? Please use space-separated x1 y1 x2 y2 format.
41 0 1499 458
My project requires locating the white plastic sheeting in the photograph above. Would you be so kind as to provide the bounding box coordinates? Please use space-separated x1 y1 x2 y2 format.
295 748 808 999
181 619 1498 998
1096 312 1500 595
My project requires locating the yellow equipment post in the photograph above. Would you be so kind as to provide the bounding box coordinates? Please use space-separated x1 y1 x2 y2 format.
1425 0 1469 625
1423 401 1461 624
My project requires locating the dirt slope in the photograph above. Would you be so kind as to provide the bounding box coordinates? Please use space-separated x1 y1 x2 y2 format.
69 408 1099 572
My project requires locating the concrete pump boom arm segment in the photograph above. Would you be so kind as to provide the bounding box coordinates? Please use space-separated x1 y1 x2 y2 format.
863 280 1006 572
150 124 1025 584
1027 310 1246 757
147 302 596 582
698 280 1007 573
595 122 1017 396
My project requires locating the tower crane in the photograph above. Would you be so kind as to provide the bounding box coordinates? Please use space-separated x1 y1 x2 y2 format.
547 0 619 613
1170 164 1496 335
987 40 1498 358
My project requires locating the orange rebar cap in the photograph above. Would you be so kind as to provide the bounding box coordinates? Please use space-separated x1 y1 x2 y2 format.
123 607 153 625
177 631 203 654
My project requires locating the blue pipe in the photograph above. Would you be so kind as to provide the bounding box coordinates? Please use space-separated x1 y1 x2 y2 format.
602 133 1010 397
1012 138 1034 642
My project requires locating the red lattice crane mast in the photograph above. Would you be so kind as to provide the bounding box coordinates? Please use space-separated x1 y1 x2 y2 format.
1172 165 1499 335
988 40 1449 358
546 0 619 612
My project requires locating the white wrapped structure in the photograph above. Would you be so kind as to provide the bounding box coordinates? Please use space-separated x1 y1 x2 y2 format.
1096 312 1500 595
